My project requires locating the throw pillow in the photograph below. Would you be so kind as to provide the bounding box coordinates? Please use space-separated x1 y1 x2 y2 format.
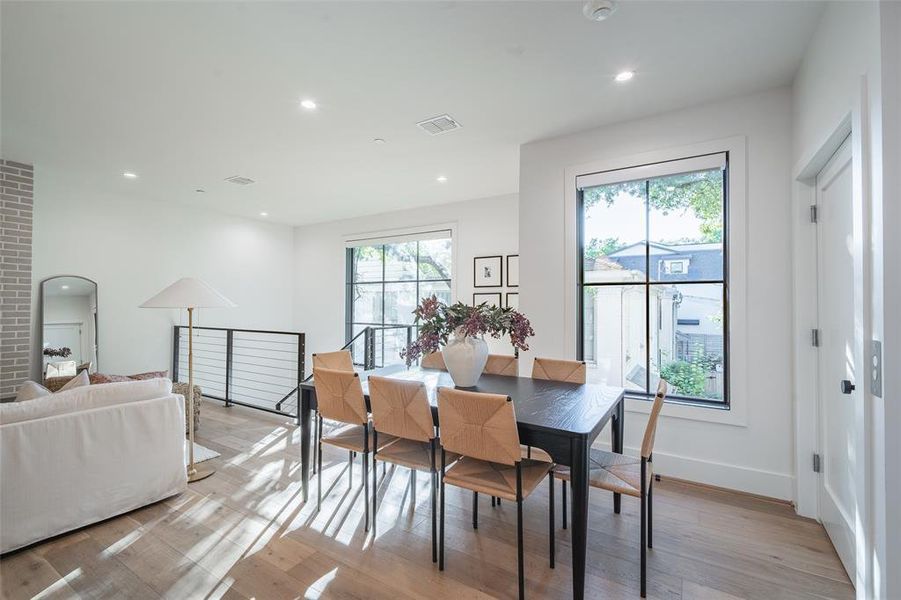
58 369 90 392
14 381 51 402
128 370 168 380
89 373 132 385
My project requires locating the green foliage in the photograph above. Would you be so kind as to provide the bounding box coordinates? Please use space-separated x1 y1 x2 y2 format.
584 237 623 259
659 359 707 396
583 169 724 243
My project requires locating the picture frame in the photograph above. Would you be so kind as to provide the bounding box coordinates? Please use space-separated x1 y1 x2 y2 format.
472 292 502 308
506 292 519 309
473 255 503 288
506 254 519 287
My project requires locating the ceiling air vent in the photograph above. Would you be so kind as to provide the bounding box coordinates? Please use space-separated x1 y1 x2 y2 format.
416 114 461 136
224 175 255 186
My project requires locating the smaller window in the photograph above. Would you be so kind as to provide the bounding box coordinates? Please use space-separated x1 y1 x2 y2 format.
665 259 686 274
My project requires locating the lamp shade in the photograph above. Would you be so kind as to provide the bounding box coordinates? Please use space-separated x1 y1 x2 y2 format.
140 277 236 309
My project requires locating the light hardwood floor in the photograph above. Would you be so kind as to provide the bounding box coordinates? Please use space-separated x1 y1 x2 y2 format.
1 402 853 600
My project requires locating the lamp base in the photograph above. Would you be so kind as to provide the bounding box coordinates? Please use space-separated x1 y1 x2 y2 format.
187 464 215 483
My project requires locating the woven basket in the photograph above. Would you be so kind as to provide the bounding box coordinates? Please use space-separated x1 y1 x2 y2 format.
172 382 203 433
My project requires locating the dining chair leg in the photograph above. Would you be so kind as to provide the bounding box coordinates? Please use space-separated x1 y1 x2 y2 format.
491 496 496 507
472 492 478 529
562 479 567 530
363 424 370 533
372 430 379 536
348 450 353 489
411 469 417 507
548 474 555 568
648 475 653 549
431 439 437 564
312 411 318 475
640 460 647 598
516 464 524 600
317 415 323 512
439 449 446 571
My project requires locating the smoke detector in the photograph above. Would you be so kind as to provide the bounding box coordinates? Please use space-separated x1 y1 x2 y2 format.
416 114 461 136
224 175 255 186
583 0 617 21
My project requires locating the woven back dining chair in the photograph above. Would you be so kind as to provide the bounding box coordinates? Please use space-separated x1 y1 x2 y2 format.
312 367 394 532
437 387 555 600
483 354 519 376
555 379 668 597
368 375 451 561
420 351 446 370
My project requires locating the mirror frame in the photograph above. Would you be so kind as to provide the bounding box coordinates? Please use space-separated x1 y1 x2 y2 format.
40 275 99 376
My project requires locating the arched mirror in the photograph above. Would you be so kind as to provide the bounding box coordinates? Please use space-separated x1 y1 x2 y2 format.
41 276 98 379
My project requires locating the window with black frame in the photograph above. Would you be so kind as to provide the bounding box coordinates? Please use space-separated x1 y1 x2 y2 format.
346 231 452 367
577 153 728 405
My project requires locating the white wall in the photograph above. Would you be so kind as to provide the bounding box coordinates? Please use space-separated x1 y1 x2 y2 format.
519 87 795 500
293 194 518 369
31 173 295 378
791 2 897 597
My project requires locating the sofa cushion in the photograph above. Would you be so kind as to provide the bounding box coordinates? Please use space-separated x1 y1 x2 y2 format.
89 370 168 385
14 381 51 402
1 378 173 425
58 370 90 392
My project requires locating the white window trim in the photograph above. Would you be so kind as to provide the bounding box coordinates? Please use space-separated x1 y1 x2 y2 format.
564 136 748 427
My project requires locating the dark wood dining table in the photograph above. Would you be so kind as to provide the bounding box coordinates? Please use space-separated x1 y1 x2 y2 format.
298 365 625 600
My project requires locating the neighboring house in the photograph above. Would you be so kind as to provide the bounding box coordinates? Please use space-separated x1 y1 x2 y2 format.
584 241 724 399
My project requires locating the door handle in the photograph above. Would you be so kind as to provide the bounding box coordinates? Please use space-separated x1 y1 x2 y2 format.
840 380 855 394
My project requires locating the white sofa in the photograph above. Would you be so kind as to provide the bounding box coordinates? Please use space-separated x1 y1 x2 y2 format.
0 378 188 553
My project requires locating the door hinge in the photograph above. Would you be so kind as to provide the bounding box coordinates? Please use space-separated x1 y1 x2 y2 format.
813 453 821 473
810 205 818 223
811 329 820 347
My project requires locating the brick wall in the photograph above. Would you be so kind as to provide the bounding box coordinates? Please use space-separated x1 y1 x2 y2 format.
0 159 34 399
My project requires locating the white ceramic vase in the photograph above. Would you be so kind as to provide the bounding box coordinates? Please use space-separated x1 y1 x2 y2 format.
442 330 489 388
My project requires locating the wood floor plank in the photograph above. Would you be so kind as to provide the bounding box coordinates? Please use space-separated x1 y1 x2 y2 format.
0 401 854 600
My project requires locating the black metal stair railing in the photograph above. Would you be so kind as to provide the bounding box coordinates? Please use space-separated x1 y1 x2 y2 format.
302 324 414 382
172 326 305 419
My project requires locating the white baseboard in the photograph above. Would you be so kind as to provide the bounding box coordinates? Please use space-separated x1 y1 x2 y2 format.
619 444 795 502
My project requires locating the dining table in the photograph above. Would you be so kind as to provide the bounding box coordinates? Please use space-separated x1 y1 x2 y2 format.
297 365 625 600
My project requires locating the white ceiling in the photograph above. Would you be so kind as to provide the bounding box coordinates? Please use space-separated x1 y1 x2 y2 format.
1 1 823 226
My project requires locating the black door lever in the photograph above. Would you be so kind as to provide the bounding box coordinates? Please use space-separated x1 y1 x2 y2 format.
840 380 856 394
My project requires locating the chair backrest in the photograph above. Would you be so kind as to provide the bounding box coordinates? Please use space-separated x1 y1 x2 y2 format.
312 350 354 371
437 387 520 466
641 380 668 458
531 357 586 384
420 351 446 370
368 376 435 442
312 367 368 425
483 354 518 377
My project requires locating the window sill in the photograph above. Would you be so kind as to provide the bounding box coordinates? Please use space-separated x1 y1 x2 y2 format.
624 392 747 427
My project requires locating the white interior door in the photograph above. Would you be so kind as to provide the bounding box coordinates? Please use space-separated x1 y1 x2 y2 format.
815 135 859 582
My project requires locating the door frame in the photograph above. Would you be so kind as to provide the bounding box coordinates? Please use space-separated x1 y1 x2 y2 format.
791 76 874 596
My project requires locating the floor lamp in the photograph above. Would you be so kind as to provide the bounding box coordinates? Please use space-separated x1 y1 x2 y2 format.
141 277 236 483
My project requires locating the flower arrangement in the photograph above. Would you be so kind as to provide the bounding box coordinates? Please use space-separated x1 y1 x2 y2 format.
43 346 72 358
401 295 534 365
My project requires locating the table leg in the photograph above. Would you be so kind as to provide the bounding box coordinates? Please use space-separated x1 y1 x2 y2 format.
570 437 590 600
300 387 312 503
612 397 624 514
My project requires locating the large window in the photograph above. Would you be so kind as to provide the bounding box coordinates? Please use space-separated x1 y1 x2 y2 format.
346 230 452 367
577 153 728 405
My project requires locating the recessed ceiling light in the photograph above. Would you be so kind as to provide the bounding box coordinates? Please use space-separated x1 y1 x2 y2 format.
300 99 317 110
61 285 69 290
122 172 138 179
583 0 617 21
259 212 269 217
615 70 635 82
436 175 448 183
195 189 205 193
373 138 386 144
